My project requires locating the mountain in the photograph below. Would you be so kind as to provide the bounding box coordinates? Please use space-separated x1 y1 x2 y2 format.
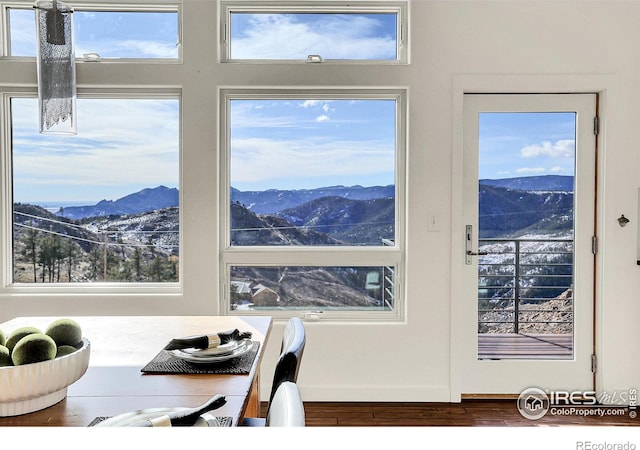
57 186 179 220
231 185 394 214
277 196 394 245
480 175 573 192
230 202 342 246
479 184 573 238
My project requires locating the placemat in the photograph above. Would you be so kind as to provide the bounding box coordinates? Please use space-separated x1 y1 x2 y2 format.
88 416 233 427
140 341 260 375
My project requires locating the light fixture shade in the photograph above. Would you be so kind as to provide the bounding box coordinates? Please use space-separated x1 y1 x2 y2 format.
35 0 76 135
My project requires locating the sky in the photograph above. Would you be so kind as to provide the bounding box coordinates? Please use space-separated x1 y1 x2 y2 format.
12 98 179 204
8 9 575 204
230 99 396 191
8 9 399 205
478 112 576 180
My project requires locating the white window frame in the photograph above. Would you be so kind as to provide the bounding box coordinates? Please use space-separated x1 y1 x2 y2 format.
0 87 184 295
219 88 406 321
1 0 183 63
219 0 409 64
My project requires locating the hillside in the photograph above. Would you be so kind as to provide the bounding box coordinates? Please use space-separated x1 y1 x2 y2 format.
479 184 573 238
230 202 341 246
277 196 394 245
13 204 177 283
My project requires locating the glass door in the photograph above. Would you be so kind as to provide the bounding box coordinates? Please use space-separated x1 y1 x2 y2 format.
462 93 596 394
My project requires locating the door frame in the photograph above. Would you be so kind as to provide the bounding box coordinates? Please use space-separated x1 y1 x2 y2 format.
450 74 611 402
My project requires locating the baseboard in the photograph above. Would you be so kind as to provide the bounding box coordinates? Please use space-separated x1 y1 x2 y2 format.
287 384 452 402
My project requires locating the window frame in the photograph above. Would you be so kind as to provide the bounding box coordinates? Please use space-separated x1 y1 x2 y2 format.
0 87 184 294
219 0 409 64
1 0 183 63
219 88 406 321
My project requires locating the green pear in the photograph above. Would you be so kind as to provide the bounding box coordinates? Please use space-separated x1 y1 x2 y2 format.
0 345 11 367
5 326 41 353
56 345 78 357
12 333 57 366
46 318 83 347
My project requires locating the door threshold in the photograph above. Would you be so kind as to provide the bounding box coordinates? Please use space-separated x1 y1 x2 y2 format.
462 393 519 400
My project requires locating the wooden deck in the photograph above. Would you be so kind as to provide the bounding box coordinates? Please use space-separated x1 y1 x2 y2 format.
478 333 573 359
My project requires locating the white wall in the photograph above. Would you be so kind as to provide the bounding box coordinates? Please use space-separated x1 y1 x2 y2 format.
1 1 639 402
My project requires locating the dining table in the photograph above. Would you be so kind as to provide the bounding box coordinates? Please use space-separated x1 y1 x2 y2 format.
0 315 273 427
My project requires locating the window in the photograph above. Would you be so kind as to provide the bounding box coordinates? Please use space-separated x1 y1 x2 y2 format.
6 5 180 60
221 89 405 318
221 1 408 63
9 94 180 284
1 2 183 291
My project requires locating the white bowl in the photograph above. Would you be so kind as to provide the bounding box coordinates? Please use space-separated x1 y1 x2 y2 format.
0 338 90 417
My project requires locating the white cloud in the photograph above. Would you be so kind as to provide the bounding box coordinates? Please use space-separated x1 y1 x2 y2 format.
232 14 396 60
516 167 546 174
520 139 575 158
300 100 322 108
12 98 179 199
231 137 394 185
316 115 330 122
550 166 566 173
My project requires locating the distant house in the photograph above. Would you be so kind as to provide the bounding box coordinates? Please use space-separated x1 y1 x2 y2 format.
231 280 280 307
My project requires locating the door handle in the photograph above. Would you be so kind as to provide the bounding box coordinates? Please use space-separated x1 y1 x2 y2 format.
465 225 487 265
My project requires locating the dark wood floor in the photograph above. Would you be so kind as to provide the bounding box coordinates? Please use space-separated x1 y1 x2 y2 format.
262 400 639 426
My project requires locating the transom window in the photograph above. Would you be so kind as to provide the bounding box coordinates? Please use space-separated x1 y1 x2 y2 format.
220 89 405 318
5 5 180 60
221 1 408 63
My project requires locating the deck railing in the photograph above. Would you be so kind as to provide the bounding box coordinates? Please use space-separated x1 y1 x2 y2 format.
477 237 574 334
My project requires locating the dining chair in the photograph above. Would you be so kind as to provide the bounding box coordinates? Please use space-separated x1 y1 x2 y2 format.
265 381 305 427
240 317 306 426
269 316 306 404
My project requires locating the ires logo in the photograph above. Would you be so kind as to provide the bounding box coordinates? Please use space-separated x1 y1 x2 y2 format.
548 390 598 405
517 388 550 420
518 387 638 420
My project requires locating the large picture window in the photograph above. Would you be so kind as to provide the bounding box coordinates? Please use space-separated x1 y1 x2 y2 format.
9 95 180 284
221 90 405 317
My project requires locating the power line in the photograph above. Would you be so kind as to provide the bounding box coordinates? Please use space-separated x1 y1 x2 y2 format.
14 223 178 249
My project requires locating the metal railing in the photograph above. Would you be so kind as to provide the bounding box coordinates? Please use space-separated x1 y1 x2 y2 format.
477 237 574 334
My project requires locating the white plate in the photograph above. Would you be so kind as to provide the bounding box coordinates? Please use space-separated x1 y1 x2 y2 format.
181 340 245 357
96 407 188 427
169 340 254 364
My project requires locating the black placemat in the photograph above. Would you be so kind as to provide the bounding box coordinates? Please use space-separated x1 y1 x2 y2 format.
140 341 260 375
88 416 233 427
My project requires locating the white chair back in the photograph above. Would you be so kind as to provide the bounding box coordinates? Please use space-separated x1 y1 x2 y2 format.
265 381 305 427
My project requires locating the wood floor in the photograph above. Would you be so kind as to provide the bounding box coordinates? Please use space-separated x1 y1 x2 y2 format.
261 400 639 426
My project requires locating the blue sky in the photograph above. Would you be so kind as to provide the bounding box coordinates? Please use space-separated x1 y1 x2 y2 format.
230 13 397 60
231 99 396 191
11 10 575 204
12 98 179 204
9 9 179 58
9 10 399 205
478 112 576 180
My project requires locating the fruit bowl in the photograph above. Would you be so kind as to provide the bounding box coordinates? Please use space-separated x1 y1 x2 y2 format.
0 338 90 417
